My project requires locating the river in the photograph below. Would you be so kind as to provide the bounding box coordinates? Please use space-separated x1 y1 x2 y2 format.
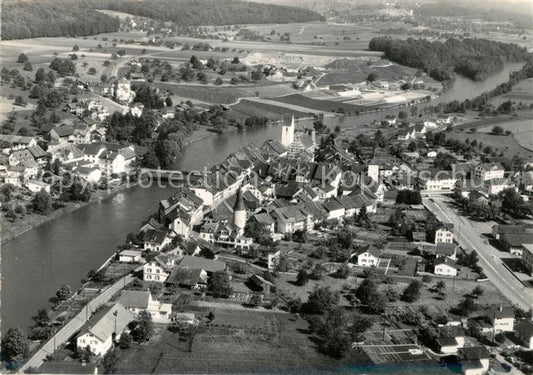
1 62 525 334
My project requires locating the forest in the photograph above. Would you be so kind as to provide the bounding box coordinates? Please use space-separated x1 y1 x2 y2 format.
103 0 324 26
1 0 322 40
368 37 529 83
1 2 120 40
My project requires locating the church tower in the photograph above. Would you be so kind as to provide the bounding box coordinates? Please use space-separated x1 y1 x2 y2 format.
233 188 246 233
281 115 295 148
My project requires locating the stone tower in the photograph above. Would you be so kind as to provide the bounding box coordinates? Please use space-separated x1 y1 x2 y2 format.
281 115 295 148
233 188 246 233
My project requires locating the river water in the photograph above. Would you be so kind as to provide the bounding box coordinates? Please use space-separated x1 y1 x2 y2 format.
1 62 525 334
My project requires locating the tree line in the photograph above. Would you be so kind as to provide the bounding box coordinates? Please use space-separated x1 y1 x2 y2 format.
368 36 529 83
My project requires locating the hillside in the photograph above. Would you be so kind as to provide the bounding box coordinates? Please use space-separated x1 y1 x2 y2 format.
1 0 323 40
103 0 324 26
369 37 530 83
1 2 120 40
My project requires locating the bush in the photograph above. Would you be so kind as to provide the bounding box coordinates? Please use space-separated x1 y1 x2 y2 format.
295 269 309 286
56 284 72 301
491 125 504 135
401 280 422 303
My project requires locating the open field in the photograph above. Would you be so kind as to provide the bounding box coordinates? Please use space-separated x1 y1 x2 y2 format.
230 98 310 120
470 117 533 151
318 61 420 86
115 308 373 374
273 93 371 113
490 78 533 107
243 21 406 51
155 82 300 105
448 130 533 159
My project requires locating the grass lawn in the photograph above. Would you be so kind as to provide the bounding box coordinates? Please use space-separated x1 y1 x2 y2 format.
155 83 251 104
318 61 419 86
490 78 533 107
447 128 533 159
273 93 372 114
461 116 533 152
230 98 309 120
115 309 372 374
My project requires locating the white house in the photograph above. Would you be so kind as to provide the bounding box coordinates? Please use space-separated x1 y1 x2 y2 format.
118 290 172 324
458 346 490 375
143 255 177 283
434 257 458 277
420 171 458 192
437 326 465 354
474 163 505 181
159 189 204 240
435 242 458 260
143 229 173 252
118 249 142 263
98 151 125 176
76 303 134 356
434 223 454 244
323 199 345 220
485 178 516 196
26 180 51 194
352 245 381 268
75 166 102 184
437 114 454 125
486 305 514 332
271 205 312 234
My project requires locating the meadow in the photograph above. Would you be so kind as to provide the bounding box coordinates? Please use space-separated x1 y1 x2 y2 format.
489 78 533 107
115 308 372 374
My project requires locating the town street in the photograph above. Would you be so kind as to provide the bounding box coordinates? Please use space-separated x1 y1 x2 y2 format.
18 275 134 373
423 196 533 311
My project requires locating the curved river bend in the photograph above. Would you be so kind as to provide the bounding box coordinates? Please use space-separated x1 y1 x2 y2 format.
1 62 524 333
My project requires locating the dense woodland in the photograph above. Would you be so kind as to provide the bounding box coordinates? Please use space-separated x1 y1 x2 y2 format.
1 2 120 40
1 0 322 40
104 0 323 26
369 37 529 83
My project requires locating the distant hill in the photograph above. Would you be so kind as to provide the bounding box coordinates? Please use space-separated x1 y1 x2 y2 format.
415 1 533 29
103 0 324 26
1 0 324 40
1 1 120 40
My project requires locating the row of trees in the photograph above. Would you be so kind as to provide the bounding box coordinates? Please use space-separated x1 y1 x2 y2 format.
369 36 529 83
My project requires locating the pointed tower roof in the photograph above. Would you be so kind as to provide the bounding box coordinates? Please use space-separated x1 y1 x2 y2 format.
233 188 245 211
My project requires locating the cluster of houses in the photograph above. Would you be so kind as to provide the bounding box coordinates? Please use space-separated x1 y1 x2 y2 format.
0 76 155 191
75 289 174 356
0 128 147 190
434 304 533 375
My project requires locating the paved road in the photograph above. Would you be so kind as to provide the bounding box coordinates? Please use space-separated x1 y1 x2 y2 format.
19 274 134 373
423 197 533 311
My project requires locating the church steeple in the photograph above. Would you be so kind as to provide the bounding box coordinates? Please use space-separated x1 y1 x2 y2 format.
233 188 246 232
281 115 295 148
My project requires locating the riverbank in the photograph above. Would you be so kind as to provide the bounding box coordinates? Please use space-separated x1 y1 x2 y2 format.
1 182 136 245
0 126 221 245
